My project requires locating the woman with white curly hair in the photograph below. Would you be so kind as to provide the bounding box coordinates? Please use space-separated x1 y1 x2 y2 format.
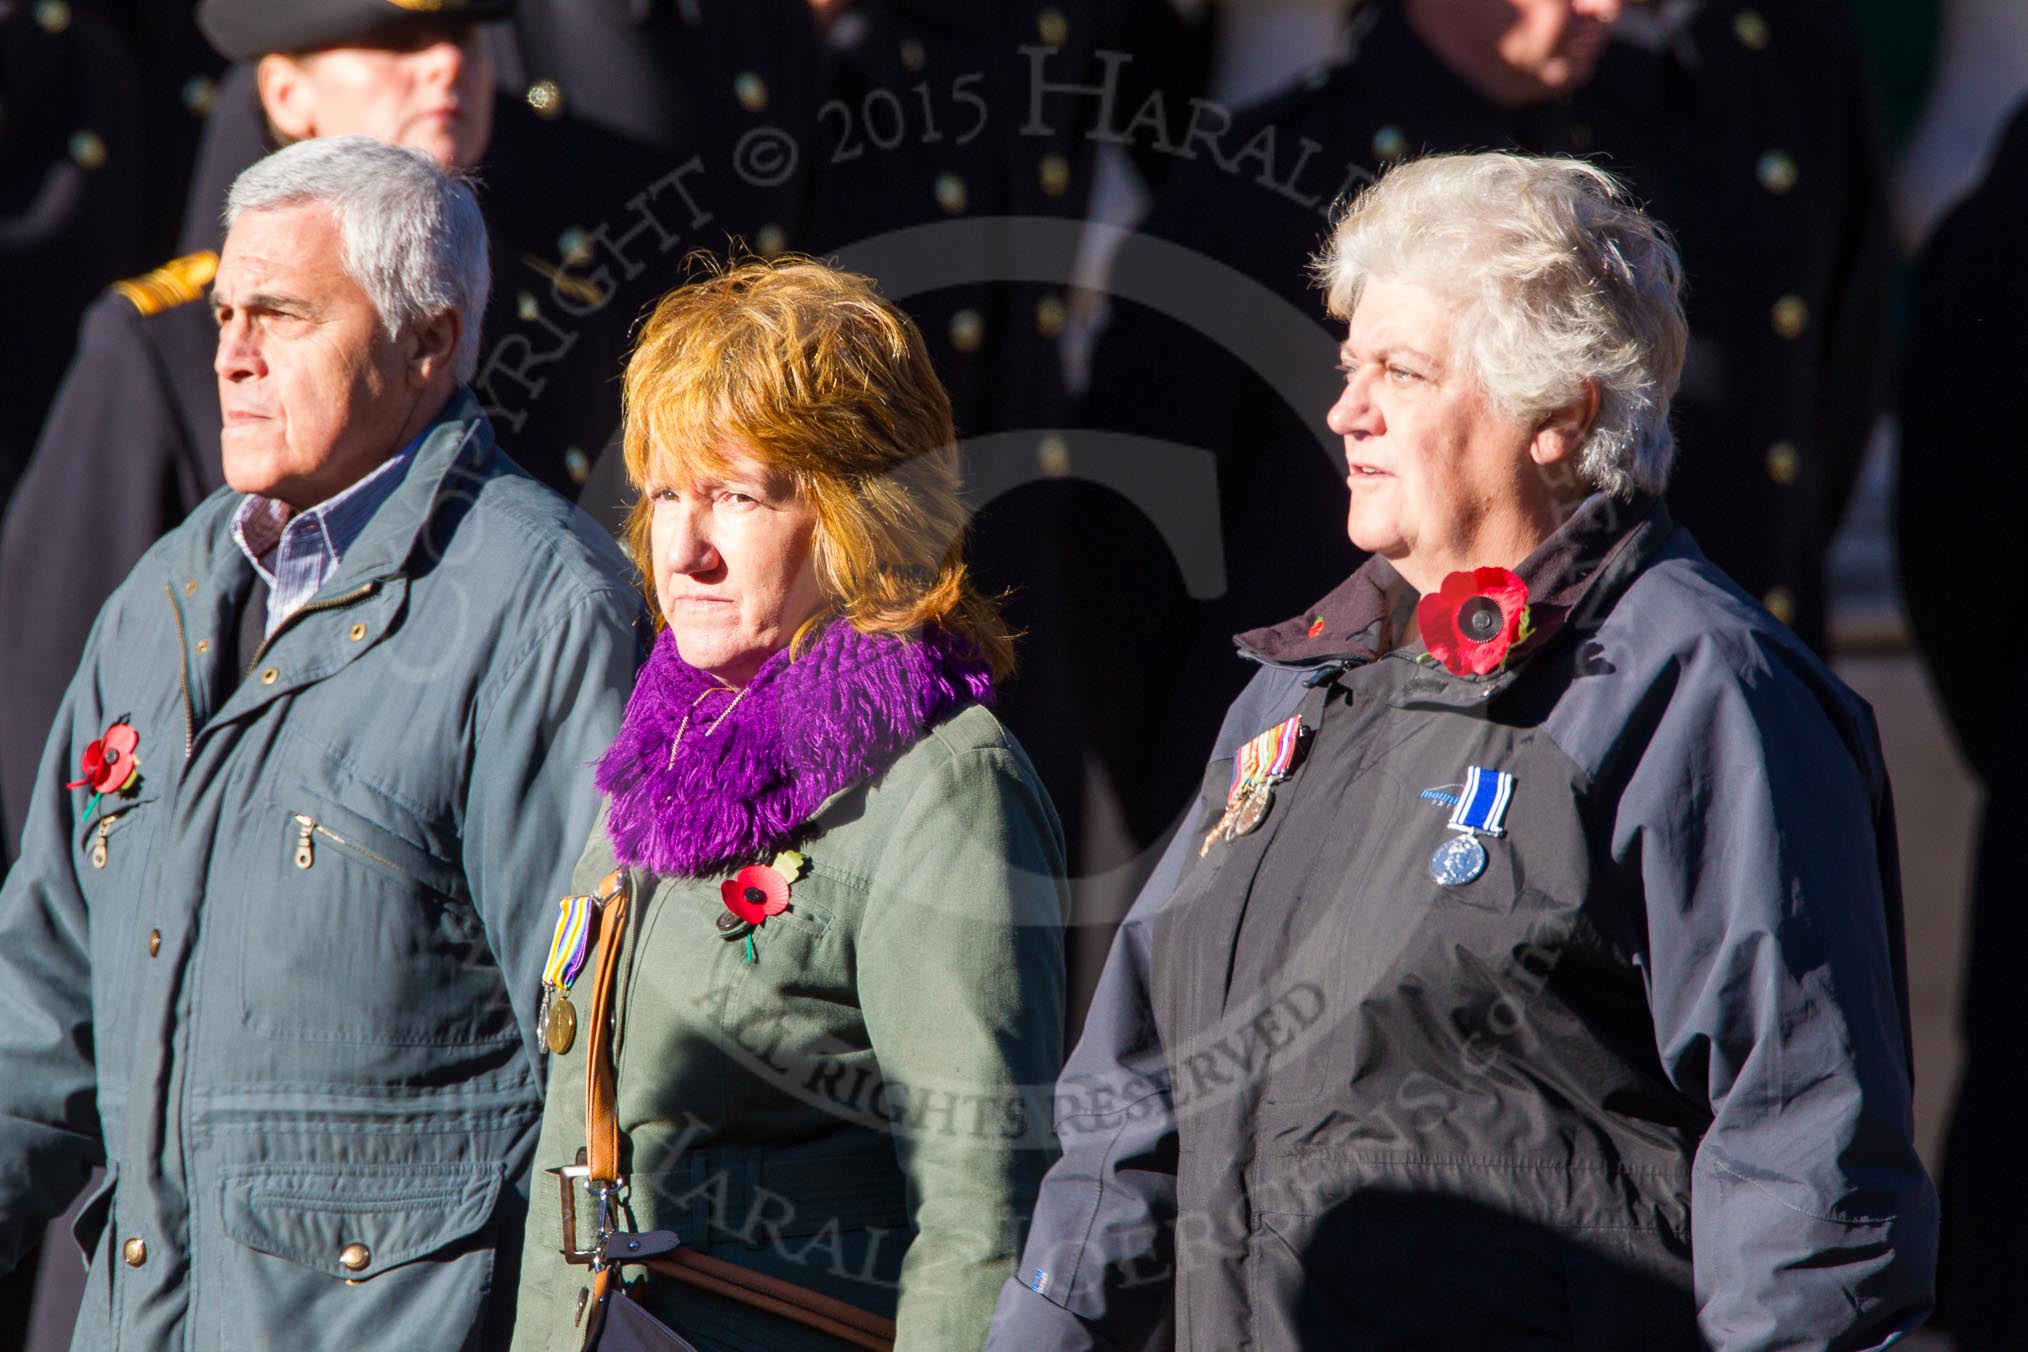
989 151 1936 1351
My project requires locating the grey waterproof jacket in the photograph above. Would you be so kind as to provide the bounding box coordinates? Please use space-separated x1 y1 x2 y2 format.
991 494 1936 1351
0 390 639 1350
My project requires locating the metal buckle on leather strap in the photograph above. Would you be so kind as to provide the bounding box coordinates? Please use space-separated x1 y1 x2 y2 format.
549 1162 624 1269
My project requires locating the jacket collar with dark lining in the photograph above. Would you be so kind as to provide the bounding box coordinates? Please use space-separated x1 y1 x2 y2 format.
1236 492 1672 676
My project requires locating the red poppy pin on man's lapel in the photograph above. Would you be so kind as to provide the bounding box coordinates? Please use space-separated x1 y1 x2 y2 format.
66 717 142 823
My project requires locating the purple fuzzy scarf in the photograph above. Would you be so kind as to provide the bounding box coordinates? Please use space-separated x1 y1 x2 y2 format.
597 619 994 877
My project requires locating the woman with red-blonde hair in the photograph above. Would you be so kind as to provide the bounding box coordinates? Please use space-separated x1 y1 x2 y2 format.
512 257 1066 1352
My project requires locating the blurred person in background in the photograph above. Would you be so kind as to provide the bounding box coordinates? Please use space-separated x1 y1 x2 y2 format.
1 0 221 518
562 1 1183 879
1897 94 2028 1352
0 0 146 510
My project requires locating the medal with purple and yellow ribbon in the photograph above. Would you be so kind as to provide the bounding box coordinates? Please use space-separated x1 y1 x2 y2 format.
537 892 595 1055
1200 715 1306 856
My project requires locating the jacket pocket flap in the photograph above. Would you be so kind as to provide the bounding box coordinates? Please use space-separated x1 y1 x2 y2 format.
221 1163 501 1279
79 796 157 849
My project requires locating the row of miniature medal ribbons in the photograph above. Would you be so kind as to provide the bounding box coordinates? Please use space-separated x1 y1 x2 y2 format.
1199 714 1516 888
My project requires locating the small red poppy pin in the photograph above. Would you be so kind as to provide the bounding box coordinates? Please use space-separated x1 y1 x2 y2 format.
1417 568 1533 676
719 850 808 962
65 717 141 815
1306 616 1326 639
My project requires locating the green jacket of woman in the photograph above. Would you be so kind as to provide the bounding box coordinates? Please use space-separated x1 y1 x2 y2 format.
511 701 1068 1352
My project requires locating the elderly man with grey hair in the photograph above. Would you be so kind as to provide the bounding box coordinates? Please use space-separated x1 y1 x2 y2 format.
992 151 1935 1351
0 135 637 1351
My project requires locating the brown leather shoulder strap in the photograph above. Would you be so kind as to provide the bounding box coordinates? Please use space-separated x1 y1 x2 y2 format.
584 869 630 1188
577 868 895 1350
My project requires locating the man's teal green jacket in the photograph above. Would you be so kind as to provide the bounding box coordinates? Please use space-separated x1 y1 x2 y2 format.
0 389 640 1350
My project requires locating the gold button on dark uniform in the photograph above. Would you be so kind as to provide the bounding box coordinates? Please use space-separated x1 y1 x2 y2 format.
122 1237 146 1267
148 929 161 958
1037 436 1072 478
1766 441 1799 485
949 309 983 352
1734 9 1770 50
526 80 564 119
260 667 279 686
1039 153 1070 198
338 1242 370 1272
1757 151 1798 195
1372 126 1408 163
69 131 106 170
1763 587 1795 626
1770 294 1808 339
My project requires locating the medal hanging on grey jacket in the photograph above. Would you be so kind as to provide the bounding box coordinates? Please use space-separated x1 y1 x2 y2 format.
538 891 597 1055
1430 765 1515 886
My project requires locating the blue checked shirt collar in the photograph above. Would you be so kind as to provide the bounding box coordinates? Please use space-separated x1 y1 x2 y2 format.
230 431 425 636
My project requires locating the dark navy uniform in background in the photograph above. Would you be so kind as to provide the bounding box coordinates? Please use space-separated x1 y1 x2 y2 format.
798 2 1209 877
820 0 1098 808
484 0 819 529
96 0 227 262
1896 95 2028 1352
0 0 146 507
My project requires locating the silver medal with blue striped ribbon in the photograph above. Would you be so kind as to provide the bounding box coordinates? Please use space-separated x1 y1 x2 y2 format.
1430 765 1514 886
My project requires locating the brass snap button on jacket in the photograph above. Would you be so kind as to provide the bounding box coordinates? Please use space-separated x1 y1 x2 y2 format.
260 667 279 685
338 1242 370 1273
122 1237 146 1267
147 929 161 958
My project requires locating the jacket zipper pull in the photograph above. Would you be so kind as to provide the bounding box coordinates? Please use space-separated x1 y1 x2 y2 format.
91 815 115 869
294 814 316 870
